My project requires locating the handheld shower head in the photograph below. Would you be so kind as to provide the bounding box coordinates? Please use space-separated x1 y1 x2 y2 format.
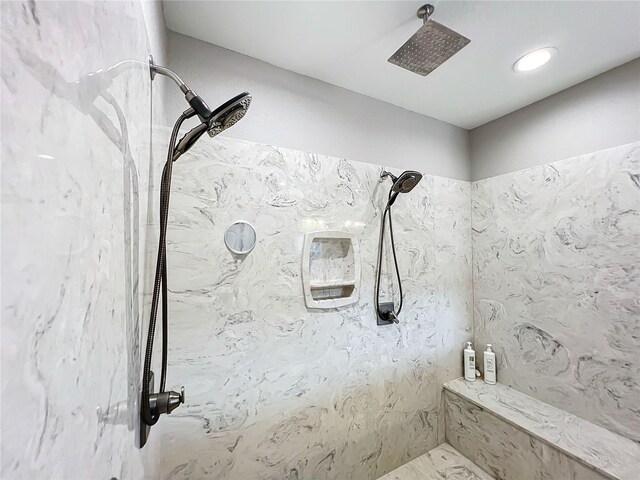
142 59 254 444
381 170 423 193
391 171 422 193
170 92 252 160
381 170 423 206
149 57 252 159
375 169 423 325
206 92 252 138
172 92 252 159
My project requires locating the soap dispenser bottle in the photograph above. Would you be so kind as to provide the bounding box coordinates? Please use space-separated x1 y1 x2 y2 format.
484 344 496 385
464 342 476 382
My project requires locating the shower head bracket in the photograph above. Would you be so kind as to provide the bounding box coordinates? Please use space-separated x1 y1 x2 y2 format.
417 4 434 23
377 302 399 326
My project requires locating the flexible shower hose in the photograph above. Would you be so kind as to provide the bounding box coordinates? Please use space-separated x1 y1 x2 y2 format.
375 189 403 321
141 112 189 426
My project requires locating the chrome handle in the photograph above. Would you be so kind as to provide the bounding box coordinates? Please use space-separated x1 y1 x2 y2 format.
149 386 185 416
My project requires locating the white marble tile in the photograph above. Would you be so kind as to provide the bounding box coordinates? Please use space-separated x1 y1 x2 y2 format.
378 442 494 480
1 1 165 478
434 177 473 443
151 135 472 479
445 378 639 480
471 142 640 442
445 390 607 480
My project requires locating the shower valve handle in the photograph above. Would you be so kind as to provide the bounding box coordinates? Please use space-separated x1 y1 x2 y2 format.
387 312 400 324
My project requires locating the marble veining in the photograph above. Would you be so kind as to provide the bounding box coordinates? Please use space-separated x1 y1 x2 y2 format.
434 177 473 444
378 442 494 480
444 378 639 480
1 1 165 478
445 390 607 480
12 3 638 479
155 134 472 479
472 142 640 442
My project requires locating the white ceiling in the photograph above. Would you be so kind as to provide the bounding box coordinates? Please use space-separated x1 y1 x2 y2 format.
163 1 640 129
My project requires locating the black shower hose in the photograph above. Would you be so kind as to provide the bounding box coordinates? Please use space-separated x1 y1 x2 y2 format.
141 112 189 426
375 188 403 320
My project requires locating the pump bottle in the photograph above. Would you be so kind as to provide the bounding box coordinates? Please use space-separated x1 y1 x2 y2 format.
484 344 496 385
464 341 476 382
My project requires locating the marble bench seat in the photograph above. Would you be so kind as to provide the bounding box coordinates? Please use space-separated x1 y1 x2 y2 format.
444 378 640 480
378 443 495 480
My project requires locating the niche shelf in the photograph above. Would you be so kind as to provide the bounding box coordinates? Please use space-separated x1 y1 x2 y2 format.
302 231 360 309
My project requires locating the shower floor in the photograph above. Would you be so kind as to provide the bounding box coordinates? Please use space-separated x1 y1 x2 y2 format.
379 443 494 480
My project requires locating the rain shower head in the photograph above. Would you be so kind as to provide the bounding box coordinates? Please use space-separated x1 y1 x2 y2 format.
388 4 470 76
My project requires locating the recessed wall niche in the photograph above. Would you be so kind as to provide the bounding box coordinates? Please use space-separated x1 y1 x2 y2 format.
301 231 361 309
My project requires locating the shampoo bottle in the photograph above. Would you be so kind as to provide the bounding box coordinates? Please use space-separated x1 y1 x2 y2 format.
484 344 496 385
464 342 476 382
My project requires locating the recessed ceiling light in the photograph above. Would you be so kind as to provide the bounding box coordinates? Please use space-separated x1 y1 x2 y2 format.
513 47 557 72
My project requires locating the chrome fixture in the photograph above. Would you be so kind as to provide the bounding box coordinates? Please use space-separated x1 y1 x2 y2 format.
375 170 423 325
140 56 251 447
388 170 423 195
388 4 470 76
149 56 252 159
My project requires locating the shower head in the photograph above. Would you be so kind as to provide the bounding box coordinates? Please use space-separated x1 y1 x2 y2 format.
206 92 252 138
149 57 252 159
391 170 423 193
172 93 252 159
381 170 423 206
381 170 423 193
388 4 470 76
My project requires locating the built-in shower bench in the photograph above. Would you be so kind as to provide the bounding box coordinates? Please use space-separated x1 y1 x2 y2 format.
444 378 640 480
378 443 495 480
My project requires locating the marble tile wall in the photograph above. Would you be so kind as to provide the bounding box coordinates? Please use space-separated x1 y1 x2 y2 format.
5 3 635 480
156 135 473 479
472 142 640 442
1 1 166 478
434 178 473 444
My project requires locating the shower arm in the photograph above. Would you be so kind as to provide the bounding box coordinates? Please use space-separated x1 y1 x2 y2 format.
148 56 220 162
380 170 398 183
417 4 434 23
150 62 189 94
149 56 213 121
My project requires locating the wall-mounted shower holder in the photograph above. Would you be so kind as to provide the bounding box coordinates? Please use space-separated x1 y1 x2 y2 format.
138 371 153 448
138 371 185 448
377 302 398 326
